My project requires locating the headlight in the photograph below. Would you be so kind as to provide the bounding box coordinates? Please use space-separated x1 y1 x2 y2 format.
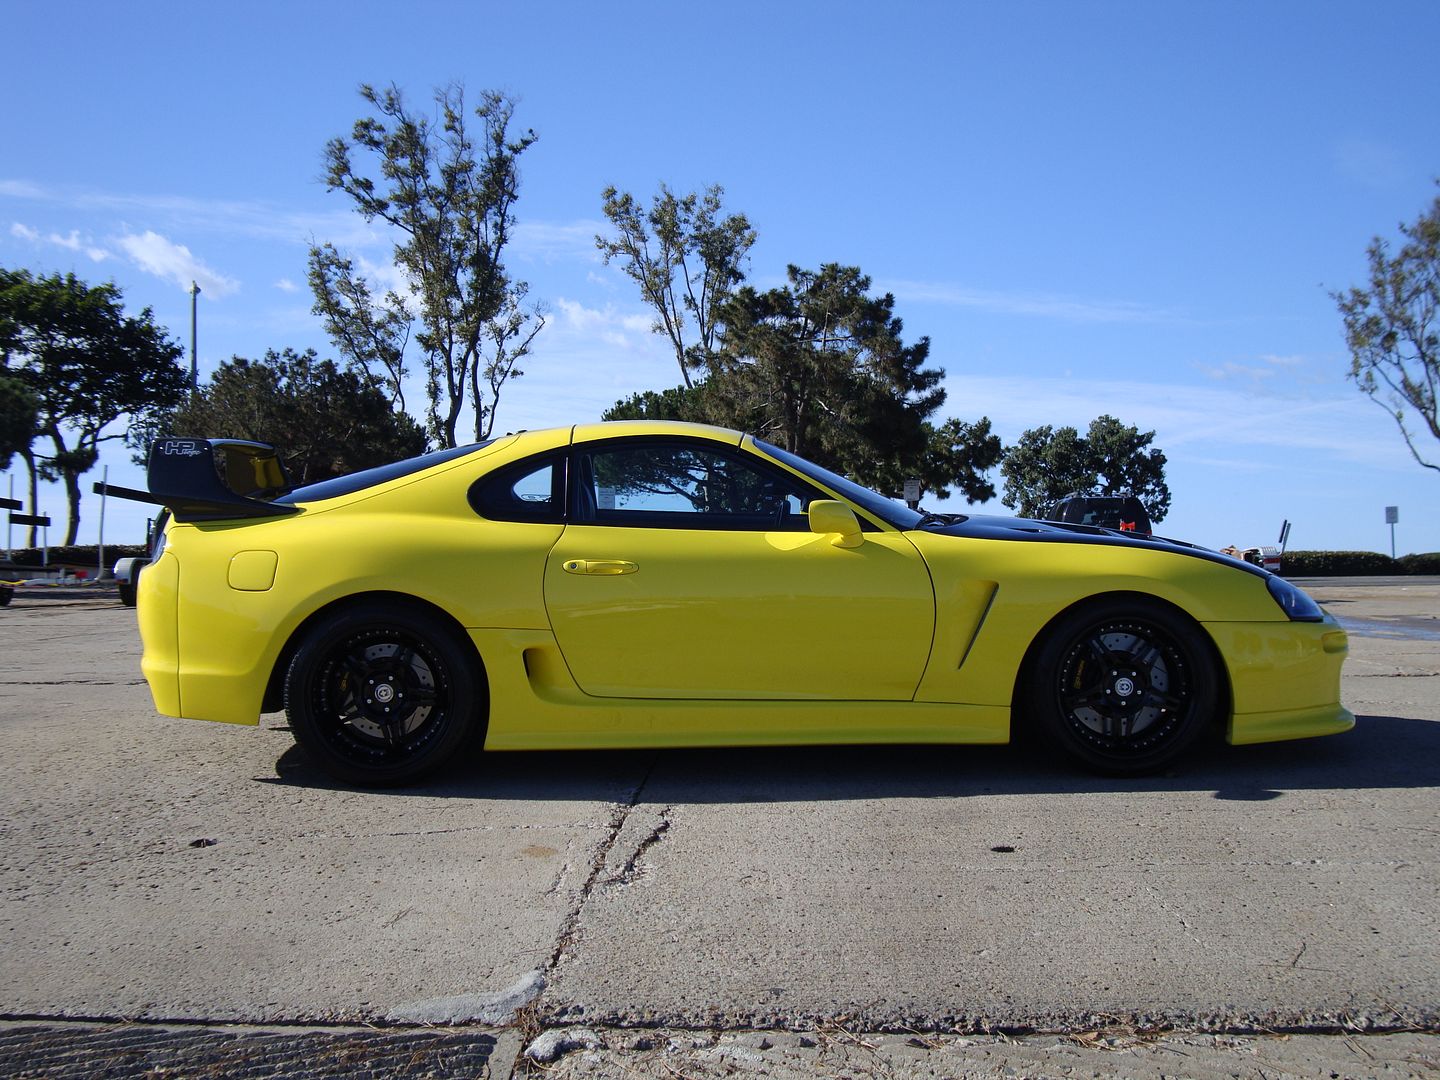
1267 575 1324 622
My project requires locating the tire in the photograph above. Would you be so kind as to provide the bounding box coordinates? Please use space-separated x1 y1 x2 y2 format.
0 586 12 608
284 602 483 786
1025 597 1219 775
117 582 136 607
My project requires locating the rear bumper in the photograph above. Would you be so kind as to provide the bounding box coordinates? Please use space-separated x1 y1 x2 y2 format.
137 544 268 726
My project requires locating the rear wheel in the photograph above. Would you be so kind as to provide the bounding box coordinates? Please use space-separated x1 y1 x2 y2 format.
1026 598 1219 775
284 602 482 786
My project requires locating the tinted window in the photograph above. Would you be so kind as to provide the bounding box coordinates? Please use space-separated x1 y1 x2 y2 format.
751 438 921 530
576 441 814 529
470 455 564 522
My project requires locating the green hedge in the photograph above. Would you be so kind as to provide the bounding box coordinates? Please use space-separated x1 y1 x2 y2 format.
1397 551 1440 575
6 544 148 568
1281 550 1440 576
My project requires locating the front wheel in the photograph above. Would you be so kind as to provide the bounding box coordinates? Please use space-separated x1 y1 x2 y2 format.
1025 598 1219 775
284 602 483 786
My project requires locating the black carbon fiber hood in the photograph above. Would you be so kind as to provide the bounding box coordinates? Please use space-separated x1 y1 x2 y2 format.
921 514 1269 578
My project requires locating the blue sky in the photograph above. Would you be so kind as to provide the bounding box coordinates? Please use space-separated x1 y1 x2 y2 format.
4 1 1438 554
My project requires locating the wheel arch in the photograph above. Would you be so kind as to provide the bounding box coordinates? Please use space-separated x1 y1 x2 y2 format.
1009 589 1232 740
261 590 488 716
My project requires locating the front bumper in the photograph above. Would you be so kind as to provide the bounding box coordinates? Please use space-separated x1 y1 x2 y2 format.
1209 613 1352 745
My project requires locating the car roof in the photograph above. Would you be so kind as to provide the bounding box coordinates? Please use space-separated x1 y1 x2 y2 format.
568 419 745 445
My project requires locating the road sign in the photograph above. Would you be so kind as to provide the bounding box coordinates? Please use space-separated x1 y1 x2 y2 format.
0 497 20 512
9 513 50 528
1385 506 1399 524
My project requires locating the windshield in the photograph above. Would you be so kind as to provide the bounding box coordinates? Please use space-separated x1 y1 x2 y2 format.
276 442 494 505
751 438 924 530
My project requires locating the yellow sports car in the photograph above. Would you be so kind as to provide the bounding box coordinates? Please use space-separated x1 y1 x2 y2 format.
118 421 1352 785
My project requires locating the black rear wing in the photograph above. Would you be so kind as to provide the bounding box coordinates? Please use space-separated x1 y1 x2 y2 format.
93 439 300 523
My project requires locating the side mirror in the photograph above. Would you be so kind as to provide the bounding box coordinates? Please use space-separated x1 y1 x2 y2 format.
807 500 863 549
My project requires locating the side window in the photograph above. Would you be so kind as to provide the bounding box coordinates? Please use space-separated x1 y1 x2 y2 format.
576 441 814 529
469 455 564 522
512 463 555 506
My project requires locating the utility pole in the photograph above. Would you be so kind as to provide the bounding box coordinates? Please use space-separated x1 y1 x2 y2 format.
189 280 201 395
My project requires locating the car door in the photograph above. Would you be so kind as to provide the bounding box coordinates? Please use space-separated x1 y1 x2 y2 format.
543 436 936 700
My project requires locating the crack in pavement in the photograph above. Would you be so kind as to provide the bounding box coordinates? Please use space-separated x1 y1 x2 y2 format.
542 754 661 976
600 808 672 888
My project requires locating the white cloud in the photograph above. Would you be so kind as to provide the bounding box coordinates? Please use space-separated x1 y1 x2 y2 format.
274 277 299 293
883 279 1178 324
0 180 46 199
1199 360 1280 382
353 254 422 310
943 371 1401 472
116 230 239 296
10 221 110 261
499 309 678 431
1194 352 1322 387
554 298 653 341
46 229 109 262
512 219 605 264
1 177 379 249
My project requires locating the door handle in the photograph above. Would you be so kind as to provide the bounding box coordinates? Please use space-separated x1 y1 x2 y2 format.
562 559 638 576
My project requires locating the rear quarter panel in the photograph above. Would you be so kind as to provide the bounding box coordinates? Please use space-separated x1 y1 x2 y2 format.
157 432 566 724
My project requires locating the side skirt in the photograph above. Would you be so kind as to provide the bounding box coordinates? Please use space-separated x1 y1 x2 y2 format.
468 628 1011 751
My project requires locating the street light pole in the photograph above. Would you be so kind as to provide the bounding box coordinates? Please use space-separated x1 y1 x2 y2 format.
188 280 201 395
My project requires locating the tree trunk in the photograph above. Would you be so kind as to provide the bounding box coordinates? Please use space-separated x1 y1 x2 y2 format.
20 447 38 548
62 468 81 545
42 426 85 545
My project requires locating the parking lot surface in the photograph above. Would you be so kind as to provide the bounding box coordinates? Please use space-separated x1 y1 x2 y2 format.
0 581 1436 1077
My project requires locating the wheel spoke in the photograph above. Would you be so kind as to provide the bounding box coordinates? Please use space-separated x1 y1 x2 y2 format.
1066 685 1107 710
1097 709 1124 739
1128 638 1161 672
341 654 369 688
1084 637 1117 676
1140 687 1184 713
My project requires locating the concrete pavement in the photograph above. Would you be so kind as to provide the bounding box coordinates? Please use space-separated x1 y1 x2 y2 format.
0 582 1436 1076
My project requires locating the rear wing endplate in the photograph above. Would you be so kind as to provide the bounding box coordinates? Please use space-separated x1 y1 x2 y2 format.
93 438 300 523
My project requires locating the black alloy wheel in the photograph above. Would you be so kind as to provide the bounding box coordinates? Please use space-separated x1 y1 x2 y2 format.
1028 598 1219 775
285 602 481 786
